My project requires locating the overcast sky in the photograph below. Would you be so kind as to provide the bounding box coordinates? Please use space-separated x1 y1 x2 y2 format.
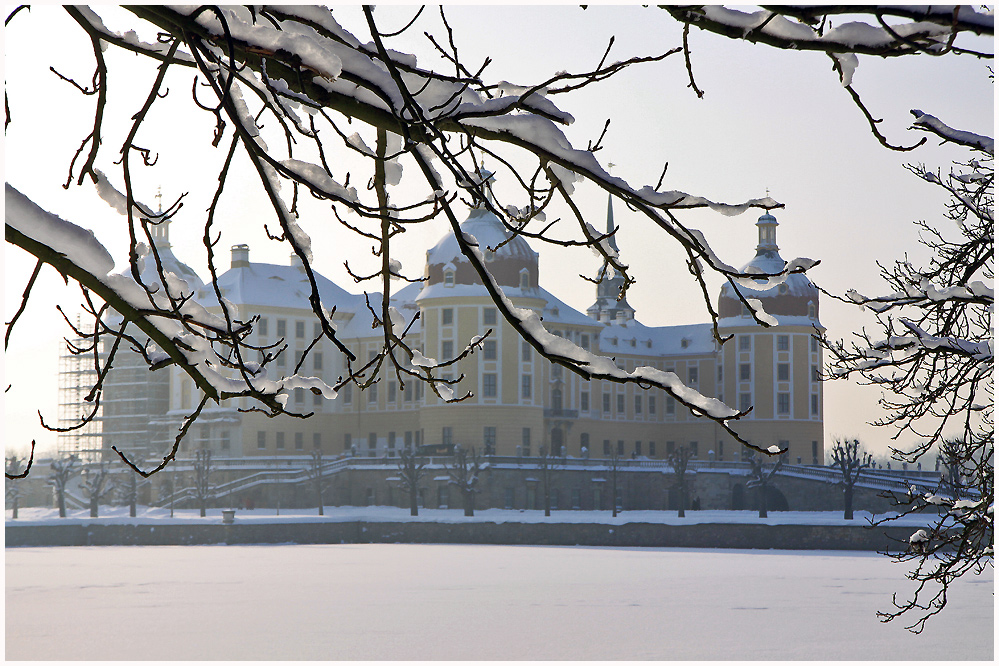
4 5 992 459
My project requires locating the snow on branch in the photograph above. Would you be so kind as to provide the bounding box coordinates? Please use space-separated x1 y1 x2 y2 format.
910 110 995 155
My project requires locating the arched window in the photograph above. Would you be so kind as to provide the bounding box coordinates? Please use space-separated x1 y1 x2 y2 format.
808 302 816 319
519 268 530 290
551 388 563 412
444 270 454 287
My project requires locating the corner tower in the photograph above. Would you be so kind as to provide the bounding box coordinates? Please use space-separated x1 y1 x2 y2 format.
717 211 825 465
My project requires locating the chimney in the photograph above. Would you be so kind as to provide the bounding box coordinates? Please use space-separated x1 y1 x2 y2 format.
231 244 250 268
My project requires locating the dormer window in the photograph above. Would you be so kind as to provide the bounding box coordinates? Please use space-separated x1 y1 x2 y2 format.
778 284 788 295
444 270 454 286
519 268 530 290
681 338 690 349
808 302 816 319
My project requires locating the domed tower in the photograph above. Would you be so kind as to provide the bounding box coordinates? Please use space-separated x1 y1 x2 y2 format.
100 216 205 461
417 177 546 455
718 212 818 321
716 211 824 466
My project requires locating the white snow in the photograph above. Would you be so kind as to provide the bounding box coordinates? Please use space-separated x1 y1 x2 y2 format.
5 539 992 660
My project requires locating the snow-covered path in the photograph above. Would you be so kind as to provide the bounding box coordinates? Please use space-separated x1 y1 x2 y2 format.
5 544 993 660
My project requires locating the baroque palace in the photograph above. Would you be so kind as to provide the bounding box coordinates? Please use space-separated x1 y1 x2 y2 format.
59 190 827 510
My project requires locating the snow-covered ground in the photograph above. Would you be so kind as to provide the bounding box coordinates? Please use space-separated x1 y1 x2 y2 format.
5 543 992 660
6 504 937 527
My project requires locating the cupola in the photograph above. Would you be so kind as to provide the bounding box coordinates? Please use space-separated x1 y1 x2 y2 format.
717 211 819 323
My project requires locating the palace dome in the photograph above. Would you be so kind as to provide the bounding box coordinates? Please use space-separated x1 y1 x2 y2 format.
717 211 819 322
424 203 539 292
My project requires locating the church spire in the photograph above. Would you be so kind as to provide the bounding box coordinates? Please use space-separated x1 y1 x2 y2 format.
586 193 635 324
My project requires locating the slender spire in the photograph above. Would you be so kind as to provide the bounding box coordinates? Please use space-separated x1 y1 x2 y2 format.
606 193 619 252
587 191 634 324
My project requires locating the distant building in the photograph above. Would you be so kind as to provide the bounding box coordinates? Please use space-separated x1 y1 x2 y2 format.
60 188 824 470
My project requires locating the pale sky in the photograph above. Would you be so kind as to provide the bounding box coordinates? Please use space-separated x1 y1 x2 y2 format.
4 5 993 460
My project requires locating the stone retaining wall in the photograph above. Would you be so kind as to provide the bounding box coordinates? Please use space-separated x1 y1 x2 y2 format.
6 520 913 552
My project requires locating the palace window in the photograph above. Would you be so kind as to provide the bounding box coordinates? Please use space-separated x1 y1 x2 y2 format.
777 363 790 382
778 393 790 414
777 335 789 351
442 308 454 325
483 373 497 397
484 340 497 360
521 374 532 399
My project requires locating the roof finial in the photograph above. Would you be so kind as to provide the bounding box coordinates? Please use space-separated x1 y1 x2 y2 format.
155 186 163 214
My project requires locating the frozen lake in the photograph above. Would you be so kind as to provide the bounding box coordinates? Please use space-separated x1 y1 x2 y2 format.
6 544 993 660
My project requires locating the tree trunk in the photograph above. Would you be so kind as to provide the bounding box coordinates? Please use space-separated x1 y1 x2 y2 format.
844 485 854 520
409 488 419 516
317 482 324 516
678 484 686 518
90 495 99 518
758 486 768 518
200 500 206 518
12 496 19 519
463 491 474 517
57 490 67 518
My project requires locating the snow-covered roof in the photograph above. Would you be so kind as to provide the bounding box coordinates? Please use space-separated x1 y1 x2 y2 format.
200 261 363 312
135 244 205 293
597 321 715 356
538 288 600 328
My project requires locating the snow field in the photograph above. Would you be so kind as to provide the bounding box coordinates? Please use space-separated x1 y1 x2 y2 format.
5 544 993 660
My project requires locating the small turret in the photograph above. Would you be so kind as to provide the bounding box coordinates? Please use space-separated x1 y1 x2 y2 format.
586 194 634 324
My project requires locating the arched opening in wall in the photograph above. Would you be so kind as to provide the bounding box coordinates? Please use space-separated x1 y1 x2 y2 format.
731 483 746 510
550 427 564 454
753 486 789 512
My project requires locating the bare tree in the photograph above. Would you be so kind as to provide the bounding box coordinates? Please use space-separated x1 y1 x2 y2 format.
746 453 782 519
120 467 141 518
305 448 328 516
4 5 836 482
193 448 214 518
47 454 80 518
828 437 875 520
396 447 427 517
824 130 993 631
5 448 33 519
935 439 966 501
536 444 563 517
606 445 622 518
670 5 993 630
666 445 692 518
445 444 485 517
80 461 114 518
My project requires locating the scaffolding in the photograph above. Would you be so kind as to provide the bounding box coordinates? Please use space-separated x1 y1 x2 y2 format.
57 316 102 462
